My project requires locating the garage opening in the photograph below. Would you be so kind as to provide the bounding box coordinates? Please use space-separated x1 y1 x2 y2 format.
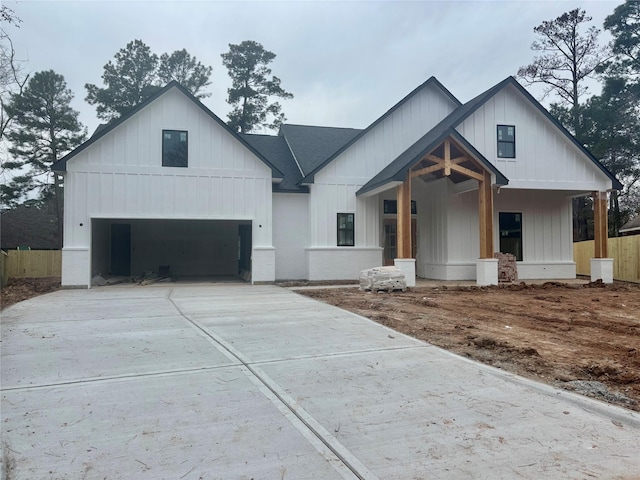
92 219 252 281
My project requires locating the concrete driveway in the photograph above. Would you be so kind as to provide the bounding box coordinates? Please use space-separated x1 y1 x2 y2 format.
1 284 639 479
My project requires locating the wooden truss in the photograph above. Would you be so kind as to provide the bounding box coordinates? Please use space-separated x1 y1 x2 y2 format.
396 137 494 260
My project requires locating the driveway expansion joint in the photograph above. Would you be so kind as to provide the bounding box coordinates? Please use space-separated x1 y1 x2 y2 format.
168 291 377 480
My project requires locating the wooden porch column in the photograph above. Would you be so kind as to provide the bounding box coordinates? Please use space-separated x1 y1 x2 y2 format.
396 174 412 258
593 191 608 258
478 170 494 258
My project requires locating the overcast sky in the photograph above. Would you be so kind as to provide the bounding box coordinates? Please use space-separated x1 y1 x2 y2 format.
4 0 622 136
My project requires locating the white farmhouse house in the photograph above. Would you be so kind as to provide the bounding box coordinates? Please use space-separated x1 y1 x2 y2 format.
53 76 620 288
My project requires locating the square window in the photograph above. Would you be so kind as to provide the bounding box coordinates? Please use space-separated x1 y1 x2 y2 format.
497 125 515 158
337 213 354 246
162 130 188 167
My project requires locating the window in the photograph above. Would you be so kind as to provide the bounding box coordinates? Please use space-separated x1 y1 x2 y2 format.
337 213 354 246
162 130 188 167
499 212 522 261
497 125 515 158
383 200 417 215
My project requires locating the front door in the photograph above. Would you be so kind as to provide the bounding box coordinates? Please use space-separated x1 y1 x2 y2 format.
383 219 416 266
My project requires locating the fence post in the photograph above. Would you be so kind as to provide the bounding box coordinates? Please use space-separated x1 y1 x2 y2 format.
1 250 8 287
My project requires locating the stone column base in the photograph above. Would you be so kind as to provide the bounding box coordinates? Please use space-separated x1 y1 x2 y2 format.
394 258 416 287
476 258 498 286
590 258 613 284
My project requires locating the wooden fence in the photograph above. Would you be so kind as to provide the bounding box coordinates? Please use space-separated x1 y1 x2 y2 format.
2 250 62 280
574 236 640 283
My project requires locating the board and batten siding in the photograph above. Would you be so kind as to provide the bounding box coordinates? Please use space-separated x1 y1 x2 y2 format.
273 193 309 280
414 180 575 280
456 84 612 192
61 87 274 287
306 83 458 279
309 83 458 244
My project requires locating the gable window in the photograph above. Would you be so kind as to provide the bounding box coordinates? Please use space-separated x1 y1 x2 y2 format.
162 130 188 167
337 213 354 246
499 212 522 261
497 125 515 158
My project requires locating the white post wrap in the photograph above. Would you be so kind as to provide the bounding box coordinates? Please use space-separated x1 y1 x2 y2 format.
476 258 498 286
590 258 613 284
394 258 416 287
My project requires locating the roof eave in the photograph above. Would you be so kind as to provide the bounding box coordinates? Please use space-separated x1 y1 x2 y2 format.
52 81 284 179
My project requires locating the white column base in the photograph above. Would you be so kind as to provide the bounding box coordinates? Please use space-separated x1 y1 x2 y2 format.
590 258 613 284
394 258 416 287
476 258 498 286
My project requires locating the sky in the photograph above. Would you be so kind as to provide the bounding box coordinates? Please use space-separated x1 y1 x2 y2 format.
4 0 623 137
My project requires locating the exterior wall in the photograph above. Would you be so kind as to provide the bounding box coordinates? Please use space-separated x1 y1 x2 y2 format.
252 247 275 283
307 247 383 281
414 179 453 279
413 179 575 280
273 193 309 280
494 188 575 279
62 87 274 287
456 84 612 192
305 83 458 280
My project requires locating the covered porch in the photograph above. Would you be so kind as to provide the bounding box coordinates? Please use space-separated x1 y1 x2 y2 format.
359 131 613 285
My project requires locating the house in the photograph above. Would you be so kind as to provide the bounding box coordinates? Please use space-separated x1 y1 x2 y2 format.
52 76 621 288
620 215 640 236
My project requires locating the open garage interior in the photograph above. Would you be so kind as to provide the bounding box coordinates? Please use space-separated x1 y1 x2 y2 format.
91 219 252 281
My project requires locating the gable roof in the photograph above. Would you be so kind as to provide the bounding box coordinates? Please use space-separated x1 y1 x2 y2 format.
240 133 308 192
279 124 362 176
358 76 623 195
297 76 462 185
620 215 640 234
503 77 623 190
51 81 284 179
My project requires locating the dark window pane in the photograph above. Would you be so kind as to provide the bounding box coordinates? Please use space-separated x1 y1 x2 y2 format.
163 130 188 167
497 125 515 158
383 199 417 214
499 212 522 261
337 213 355 246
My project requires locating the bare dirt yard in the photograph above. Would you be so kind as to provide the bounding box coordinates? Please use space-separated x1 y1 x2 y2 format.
300 281 640 412
0 277 60 310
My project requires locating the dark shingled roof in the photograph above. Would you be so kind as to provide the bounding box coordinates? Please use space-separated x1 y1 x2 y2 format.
278 124 362 176
240 134 308 193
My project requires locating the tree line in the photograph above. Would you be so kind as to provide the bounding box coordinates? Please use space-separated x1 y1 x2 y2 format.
517 2 640 239
0 8 292 220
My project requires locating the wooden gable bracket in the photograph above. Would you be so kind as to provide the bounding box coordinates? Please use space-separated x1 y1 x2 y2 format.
396 136 495 262
410 139 484 182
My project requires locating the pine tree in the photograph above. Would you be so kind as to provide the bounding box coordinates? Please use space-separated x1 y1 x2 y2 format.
3 70 86 246
221 40 293 133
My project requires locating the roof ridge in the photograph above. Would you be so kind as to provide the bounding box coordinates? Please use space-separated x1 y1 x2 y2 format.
297 76 460 185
